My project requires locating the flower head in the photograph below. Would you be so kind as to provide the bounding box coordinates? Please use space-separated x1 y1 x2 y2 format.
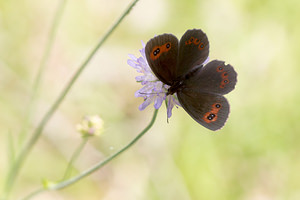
128 42 180 118
76 115 104 137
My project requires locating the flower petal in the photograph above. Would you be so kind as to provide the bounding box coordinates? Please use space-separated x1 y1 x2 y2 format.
154 95 164 109
139 97 153 110
128 54 137 61
127 59 137 68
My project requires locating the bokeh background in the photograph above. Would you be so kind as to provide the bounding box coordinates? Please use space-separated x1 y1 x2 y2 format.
1 0 300 199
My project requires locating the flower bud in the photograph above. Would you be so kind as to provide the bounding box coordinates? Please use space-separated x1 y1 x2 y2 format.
76 115 104 137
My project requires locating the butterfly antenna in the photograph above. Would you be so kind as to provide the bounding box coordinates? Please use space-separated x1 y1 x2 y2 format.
139 91 167 95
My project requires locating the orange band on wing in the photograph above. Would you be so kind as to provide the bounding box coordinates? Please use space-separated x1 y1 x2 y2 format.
202 103 222 123
185 36 206 50
217 66 230 88
150 42 171 60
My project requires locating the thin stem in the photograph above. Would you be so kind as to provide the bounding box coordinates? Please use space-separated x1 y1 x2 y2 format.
3 0 140 198
52 109 158 190
21 109 158 200
3 0 67 198
33 0 67 93
18 0 67 145
62 137 89 180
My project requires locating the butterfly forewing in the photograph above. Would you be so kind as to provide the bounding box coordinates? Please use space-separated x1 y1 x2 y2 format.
145 34 178 85
177 92 230 131
176 29 209 78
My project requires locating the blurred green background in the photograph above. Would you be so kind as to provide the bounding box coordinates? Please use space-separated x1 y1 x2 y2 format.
1 0 300 199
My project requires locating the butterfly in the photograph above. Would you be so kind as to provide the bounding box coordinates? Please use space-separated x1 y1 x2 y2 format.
145 29 237 131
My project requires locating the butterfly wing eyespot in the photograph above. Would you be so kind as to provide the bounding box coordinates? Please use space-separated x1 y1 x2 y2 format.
198 43 205 50
194 39 200 45
216 66 224 72
203 112 217 123
166 43 171 49
212 103 222 109
222 72 228 78
152 47 160 57
219 78 229 88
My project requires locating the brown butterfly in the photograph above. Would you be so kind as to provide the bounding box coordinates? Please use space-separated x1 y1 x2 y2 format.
145 29 237 130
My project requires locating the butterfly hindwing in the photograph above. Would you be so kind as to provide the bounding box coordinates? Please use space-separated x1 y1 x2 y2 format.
184 60 237 95
177 91 230 131
176 29 209 78
145 34 178 85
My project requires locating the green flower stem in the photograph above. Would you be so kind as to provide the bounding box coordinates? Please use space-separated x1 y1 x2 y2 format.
19 0 67 145
3 0 67 198
21 109 158 200
62 137 89 180
51 109 158 190
32 0 67 93
3 0 140 198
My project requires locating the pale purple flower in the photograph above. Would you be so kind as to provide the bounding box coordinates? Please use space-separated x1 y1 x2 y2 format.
128 41 180 118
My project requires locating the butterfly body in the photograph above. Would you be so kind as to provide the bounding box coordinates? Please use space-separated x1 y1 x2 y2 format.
166 65 202 95
145 29 237 131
